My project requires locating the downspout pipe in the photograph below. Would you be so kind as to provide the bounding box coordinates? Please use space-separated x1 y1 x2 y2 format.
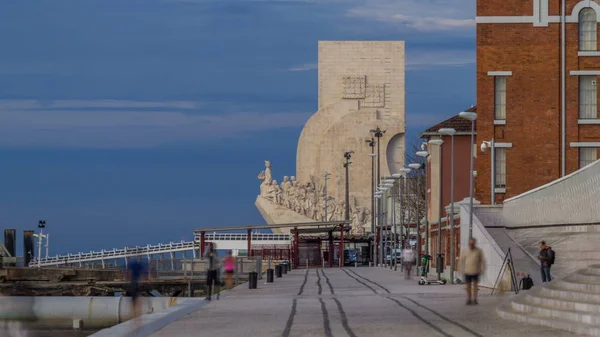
561 0 566 177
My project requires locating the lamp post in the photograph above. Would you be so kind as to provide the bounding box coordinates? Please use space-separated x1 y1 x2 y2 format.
481 139 496 205
376 184 388 266
408 162 423 274
383 179 395 269
439 128 456 283
343 151 354 222
458 111 478 239
428 138 444 280
371 127 385 266
416 148 430 257
366 138 377 264
33 220 48 268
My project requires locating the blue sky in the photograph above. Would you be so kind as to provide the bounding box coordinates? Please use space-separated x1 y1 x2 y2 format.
0 0 475 255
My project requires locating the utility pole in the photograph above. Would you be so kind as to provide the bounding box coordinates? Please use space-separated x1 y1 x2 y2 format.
34 220 47 268
343 151 354 222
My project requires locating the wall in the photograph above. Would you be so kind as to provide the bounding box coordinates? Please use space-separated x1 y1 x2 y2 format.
475 0 600 204
295 41 406 210
459 202 505 288
503 159 600 226
427 135 474 224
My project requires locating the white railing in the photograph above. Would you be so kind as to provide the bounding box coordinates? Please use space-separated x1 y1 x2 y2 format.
31 233 291 268
30 240 197 268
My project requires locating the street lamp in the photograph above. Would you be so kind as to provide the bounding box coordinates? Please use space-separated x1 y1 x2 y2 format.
366 147 377 264
34 220 49 268
416 149 430 258
408 162 423 274
343 151 354 223
459 111 478 240
376 184 388 266
481 140 496 205
439 127 457 283
428 138 445 281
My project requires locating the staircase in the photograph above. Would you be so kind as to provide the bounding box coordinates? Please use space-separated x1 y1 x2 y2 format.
498 264 600 336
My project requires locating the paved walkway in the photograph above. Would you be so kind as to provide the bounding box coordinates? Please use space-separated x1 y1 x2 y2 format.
150 267 576 337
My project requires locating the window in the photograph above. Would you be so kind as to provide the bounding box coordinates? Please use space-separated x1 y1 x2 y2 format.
579 148 598 168
579 75 598 119
495 148 506 188
579 8 597 51
494 76 506 120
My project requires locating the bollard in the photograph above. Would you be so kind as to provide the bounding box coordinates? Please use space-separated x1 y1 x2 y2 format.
249 272 258 289
276 265 283 278
267 268 274 283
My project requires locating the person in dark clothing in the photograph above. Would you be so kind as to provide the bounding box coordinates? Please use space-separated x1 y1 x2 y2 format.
205 245 221 300
128 257 146 317
538 241 553 283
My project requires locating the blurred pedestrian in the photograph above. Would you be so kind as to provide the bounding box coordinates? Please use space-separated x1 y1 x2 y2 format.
205 245 221 300
402 244 415 279
459 238 486 305
223 250 236 289
128 256 146 317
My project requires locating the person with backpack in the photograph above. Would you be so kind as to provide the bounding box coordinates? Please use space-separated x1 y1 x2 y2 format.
538 240 555 283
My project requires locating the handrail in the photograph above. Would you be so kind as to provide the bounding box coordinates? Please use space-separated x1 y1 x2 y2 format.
31 233 291 267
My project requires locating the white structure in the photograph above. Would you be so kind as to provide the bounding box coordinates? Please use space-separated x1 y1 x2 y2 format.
33 233 291 268
257 41 406 234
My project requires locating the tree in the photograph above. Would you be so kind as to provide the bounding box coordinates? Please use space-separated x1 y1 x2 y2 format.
396 139 427 242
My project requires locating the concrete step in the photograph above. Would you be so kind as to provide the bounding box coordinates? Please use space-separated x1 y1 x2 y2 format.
567 272 600 285
523 293 600 314
541 285 600 304
553 279 600 293
497 301 600 337
511 296 600 325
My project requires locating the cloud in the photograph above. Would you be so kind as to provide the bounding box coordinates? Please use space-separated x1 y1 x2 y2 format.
288 63 318 72
345 0 475 32
0 100 311 148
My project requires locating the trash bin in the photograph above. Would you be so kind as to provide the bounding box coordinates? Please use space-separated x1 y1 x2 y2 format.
436 254 445 274
267 268 274 283
276 265 283 278
249 272 258 289
282 263 288 274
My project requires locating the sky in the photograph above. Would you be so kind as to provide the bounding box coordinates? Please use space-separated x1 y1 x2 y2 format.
0 0 476 256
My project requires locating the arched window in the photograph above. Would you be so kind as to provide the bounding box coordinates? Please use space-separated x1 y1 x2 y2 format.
579 7 597 51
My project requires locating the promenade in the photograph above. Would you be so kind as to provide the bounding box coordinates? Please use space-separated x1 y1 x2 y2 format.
150 267 575 337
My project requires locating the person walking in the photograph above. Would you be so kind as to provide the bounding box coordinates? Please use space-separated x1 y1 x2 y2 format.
128 257 146 317
402 244 415 279
538 241 555 283
459 238 486 305
223 250 236 289
205 245 221 300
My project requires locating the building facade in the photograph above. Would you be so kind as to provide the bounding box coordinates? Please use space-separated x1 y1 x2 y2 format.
420 107 477 267
476 0 600 204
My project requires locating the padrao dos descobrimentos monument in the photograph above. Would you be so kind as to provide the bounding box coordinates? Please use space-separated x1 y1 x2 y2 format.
256 41 406 234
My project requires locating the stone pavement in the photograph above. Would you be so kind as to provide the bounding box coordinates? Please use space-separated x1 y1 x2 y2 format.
149 267 577 337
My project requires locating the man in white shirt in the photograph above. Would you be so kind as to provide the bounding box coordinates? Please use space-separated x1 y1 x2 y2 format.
402 244 416 279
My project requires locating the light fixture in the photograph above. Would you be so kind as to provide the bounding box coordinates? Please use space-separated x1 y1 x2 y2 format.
416 151 429 157
438 128 456 136
459 111 478 121
408 163 421 169
429 139 444 146
368 153 377 157
481 141 492 153
391 173 402 178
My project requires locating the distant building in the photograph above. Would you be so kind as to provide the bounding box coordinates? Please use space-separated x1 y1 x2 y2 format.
476 0 600 204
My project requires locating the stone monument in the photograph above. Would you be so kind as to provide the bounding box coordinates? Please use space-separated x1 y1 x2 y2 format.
256 41 406 234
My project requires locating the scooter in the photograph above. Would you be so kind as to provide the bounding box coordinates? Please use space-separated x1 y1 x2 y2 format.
418 255 447 285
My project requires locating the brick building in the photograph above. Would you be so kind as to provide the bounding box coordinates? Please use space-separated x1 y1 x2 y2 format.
476 0 600 204
420 106 477 267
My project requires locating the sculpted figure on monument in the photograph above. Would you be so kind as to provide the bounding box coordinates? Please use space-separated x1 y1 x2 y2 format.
257 160 273 197
281 176 292 207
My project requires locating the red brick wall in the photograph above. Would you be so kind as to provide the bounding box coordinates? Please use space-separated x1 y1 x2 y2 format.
475 0 600 204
